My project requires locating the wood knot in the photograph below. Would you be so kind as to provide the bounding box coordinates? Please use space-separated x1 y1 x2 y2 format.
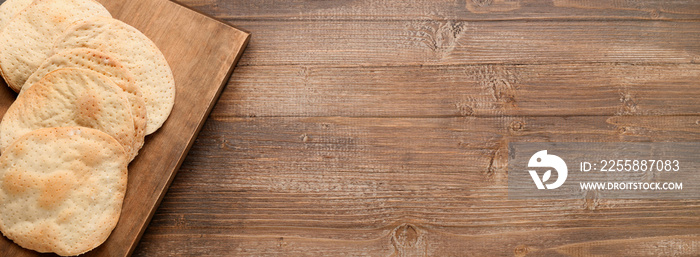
219 137 228 149
492 78 517 104
278 237 287 248
419 21 465 57
618 91 638 114
393 224 419 247
509 120 524 132
471 0 493 7
514 244 530 257
617 126 629 135
174 214 187 227
456 102 474 117
486 144 509 182
470 66 519 108
649 9 660 19
466 0 520 13
582 190 600 210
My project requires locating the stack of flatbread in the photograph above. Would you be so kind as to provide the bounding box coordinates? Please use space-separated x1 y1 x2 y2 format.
0 0 175 255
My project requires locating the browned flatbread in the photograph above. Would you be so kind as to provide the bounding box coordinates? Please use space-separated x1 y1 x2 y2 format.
0 127 128 256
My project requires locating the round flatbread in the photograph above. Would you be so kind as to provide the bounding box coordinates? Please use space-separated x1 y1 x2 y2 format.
0 127 127 256
54 16 175 135
22 48 147 159
0 0 111 92
0 68 136 159
0 0 34 31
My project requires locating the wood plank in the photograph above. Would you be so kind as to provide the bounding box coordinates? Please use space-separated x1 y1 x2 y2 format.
0 0 248 256
133 116 700 256
135 231 700 256
232 20 700 66
217 63 700 118
178 0 700 21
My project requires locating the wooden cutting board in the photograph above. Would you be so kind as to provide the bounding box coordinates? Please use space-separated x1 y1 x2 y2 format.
0 0 249 256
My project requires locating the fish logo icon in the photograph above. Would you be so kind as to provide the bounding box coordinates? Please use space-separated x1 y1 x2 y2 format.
528 150 567 189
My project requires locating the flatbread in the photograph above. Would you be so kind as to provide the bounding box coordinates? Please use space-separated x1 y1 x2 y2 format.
23 48 147 160
0 127 127 256
0 0 111 92
54 16 175 135
0 0 34 31
0 68 136 159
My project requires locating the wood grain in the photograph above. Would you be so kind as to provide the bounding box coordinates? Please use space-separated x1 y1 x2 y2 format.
179 0 700 21
121 0 700 256
0 0 248 256
134 117 700 256
219 63 700 118
228 20 700 66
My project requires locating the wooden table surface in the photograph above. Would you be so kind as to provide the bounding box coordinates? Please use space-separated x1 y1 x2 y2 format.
134 1 700 256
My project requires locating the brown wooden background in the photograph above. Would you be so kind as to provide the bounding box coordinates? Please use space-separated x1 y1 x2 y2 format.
134 0 700 256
